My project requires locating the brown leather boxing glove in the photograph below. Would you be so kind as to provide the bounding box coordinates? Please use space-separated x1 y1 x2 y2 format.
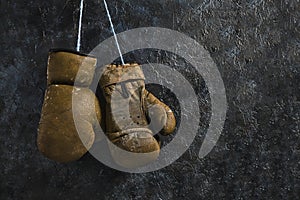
99 63 176 168
37 50 101 163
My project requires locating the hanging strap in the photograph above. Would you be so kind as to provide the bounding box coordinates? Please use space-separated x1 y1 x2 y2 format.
76 0 125 65
76 0 84 52
103 0 125 65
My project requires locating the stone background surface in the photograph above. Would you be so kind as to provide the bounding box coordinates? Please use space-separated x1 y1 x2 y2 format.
0 0 299 199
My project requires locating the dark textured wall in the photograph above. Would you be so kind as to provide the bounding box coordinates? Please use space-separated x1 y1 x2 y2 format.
1 0 299 199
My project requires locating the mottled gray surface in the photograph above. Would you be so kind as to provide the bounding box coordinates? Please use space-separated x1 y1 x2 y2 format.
1 0 299 199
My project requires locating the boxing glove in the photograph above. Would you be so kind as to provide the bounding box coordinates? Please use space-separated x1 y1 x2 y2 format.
99 63 176 168
37 50 101 163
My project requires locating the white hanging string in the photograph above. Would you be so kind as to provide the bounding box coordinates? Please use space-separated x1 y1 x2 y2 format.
76 0 84 52
103 0 125 65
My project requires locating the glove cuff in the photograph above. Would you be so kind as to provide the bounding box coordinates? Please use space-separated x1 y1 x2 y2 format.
99 63 145 87
47 49 97 87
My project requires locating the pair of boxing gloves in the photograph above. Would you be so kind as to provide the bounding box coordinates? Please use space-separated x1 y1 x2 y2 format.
37 50 176 168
